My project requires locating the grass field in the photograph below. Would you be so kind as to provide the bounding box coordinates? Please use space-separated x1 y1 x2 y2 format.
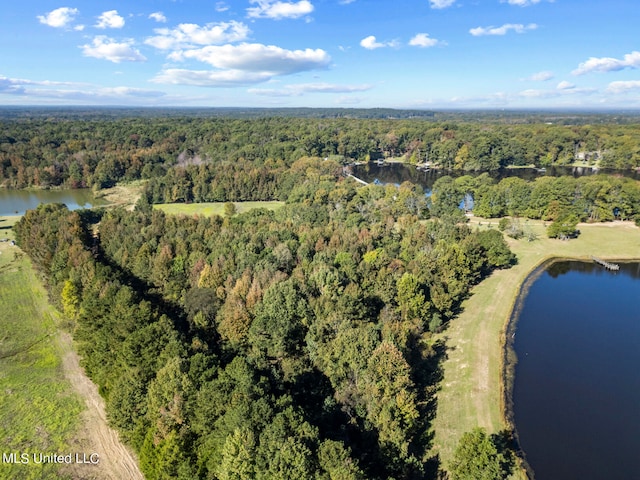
431 217 640 476
155 200 285 217
0 223 83 479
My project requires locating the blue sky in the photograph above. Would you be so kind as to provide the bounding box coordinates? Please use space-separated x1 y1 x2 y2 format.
1 0 639 108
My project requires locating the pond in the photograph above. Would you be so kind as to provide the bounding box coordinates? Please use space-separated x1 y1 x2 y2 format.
509 260 640 479
0 189 102 216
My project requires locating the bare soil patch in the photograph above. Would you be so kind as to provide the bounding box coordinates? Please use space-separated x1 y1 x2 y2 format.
58 332 143 480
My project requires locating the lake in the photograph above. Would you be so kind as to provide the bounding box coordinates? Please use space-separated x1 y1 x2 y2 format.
0 189 102 216
352 163 640 193
510 260 640 479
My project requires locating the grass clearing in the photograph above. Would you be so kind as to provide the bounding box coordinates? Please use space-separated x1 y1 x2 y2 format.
0 251 83 479
0 215 19 268
432 217 640 477
155 200 285 217
93 181 146 210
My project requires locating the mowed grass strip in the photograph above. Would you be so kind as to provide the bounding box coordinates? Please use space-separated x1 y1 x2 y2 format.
432 218 640 476
0 215 19 269
155 200 285 217
0 248 83 480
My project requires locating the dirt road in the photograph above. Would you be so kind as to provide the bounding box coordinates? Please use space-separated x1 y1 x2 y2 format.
58 332 144 480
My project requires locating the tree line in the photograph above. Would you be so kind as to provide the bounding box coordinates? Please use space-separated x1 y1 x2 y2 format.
2 115 640 189
430 173 640 223
15 158 516 479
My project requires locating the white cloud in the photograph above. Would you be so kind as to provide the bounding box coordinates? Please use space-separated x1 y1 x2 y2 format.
153 43 330 88
0 76 85 88
95 10 125 29
152 69 273 87
519 85 595 99
174 43 330 75
526 70 554 81
149 12 167 23
247 0 314 20
360 35 398 50
249 82 373 96
0 75 166 103
503 0 542 6
360 36 383 50
99 87 166 98
572 51 640 75
429 0 455 8
216 2 230 12
145 21 250 50
409 33 442 48
81 36 146 63
37 7 79 28
606 80 640 94
0 77 26 94
556 80 575 90
470 23 538 36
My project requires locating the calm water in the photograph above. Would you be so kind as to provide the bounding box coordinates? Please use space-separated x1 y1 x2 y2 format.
0 189 101 216
511 261 640 480
353 164 640 193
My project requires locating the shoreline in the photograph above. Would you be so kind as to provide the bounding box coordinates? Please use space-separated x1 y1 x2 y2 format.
500 256 571 479
500 256 640 478
431 220 640 478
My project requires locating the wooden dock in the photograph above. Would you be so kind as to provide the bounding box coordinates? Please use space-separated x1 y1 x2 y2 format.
592 256 620 271
345 174 369 185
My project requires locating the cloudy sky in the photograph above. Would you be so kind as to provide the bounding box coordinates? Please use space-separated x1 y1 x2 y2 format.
1 0 639 108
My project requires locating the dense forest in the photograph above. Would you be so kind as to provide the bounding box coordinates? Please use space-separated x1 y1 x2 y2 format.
2 111 640 190
15 156 518 479
9 110 640 478
429 173 640 222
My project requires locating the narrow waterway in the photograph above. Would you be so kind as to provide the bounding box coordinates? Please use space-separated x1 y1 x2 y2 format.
511 261 640 479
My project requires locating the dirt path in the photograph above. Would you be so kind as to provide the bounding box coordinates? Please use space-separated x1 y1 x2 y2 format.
58 332 144 480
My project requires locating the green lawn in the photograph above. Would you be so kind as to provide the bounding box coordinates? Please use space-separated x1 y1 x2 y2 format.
155 200 285 217
0 242 84 479
432 217 640 477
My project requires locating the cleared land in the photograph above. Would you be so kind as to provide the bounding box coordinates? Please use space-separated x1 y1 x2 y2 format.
0 234 82 479
93 181 146 210
0 216 143 480
432 217 640 476
155 200 285 216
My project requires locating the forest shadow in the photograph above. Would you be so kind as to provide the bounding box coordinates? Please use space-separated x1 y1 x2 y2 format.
408 336 449 477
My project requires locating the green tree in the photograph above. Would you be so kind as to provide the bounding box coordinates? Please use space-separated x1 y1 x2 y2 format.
449 428 513 480
61 279 81 320
224 201 237 217
317 440 365 480
547 213 579 239
360 342 419 460
216 428 256 480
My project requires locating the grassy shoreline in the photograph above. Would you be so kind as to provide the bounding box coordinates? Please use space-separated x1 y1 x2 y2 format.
431 218 640 477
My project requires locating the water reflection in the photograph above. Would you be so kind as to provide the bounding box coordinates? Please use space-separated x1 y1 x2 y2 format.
353 163 640 193
0 189 101 216
511 261 640 480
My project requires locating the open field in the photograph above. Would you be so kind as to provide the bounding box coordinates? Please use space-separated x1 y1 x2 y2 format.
0 249 83 479
431 217 640 476
0 218 143 479
155 200 285 217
